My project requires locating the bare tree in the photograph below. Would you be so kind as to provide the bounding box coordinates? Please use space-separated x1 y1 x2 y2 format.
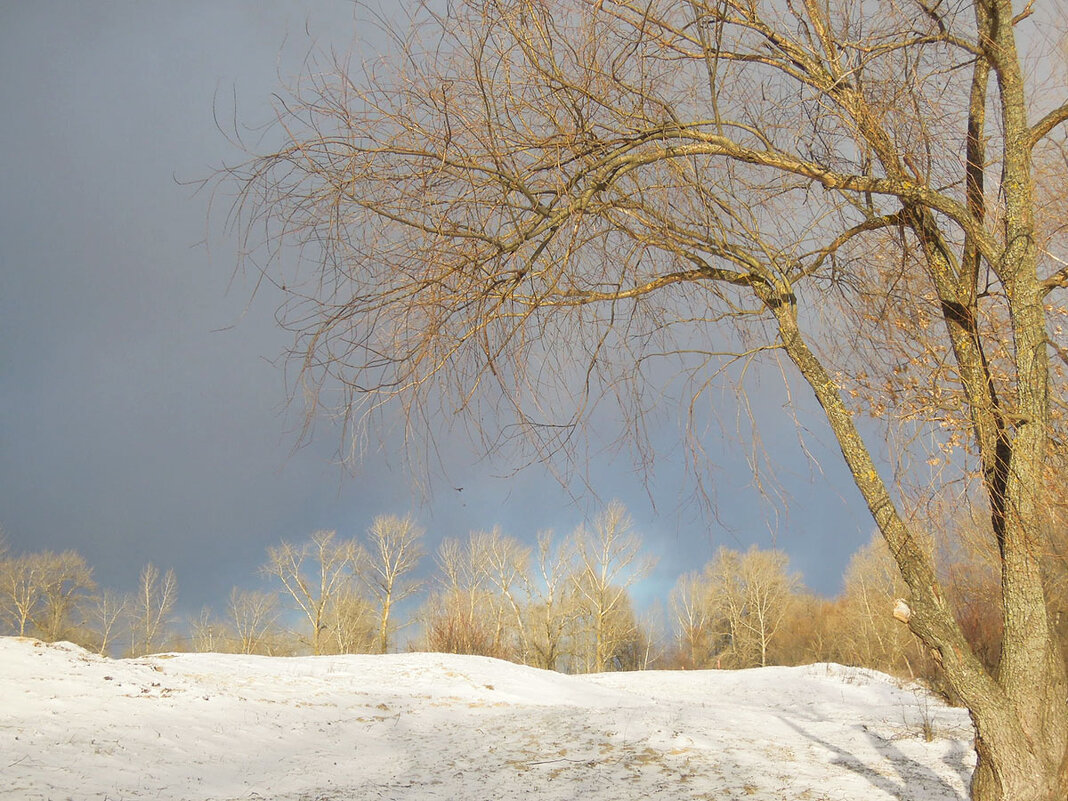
85 589 128 656
448 526 584 670
420 590 500 656
0 553 44 636
131 563 178 656
325 589 378 654
670 571 717 669
571 583 651 672
262 530 360 655
476 527 534 663
0 550 95 641
706 546 799 668
190 606 226 653
227 588 282 655
636 600 666 670
770 591 831 667
525 531 579 671
35 551 95 643
420 533 519 658
571 502 655 671
228 1 1068 796
359 514 424 653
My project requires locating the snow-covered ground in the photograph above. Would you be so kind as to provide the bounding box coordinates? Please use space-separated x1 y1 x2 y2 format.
1 637 974 800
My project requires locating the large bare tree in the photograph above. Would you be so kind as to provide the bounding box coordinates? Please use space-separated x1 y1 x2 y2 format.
227 1 1068 797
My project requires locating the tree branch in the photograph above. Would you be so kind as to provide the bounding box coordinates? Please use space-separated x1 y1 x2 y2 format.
1030 100 1068 149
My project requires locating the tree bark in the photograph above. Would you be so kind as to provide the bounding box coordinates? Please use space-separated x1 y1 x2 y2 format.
767 283 1068 801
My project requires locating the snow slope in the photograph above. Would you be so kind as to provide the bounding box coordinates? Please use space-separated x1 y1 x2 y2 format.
0 637 974 800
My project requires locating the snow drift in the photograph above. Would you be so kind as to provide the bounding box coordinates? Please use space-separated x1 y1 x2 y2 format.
0 637 974 800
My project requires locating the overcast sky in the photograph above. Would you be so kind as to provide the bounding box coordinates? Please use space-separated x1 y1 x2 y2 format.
0 1 875 618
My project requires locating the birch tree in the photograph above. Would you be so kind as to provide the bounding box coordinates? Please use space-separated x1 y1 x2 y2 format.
670 571 718 669
359 514 424 653
131 563 177 656
85 589 128 656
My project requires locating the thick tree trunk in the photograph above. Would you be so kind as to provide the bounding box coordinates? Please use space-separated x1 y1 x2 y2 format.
971 722 1068 801
765 288 1068 801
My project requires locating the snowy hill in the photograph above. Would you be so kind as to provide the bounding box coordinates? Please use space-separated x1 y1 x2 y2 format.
1 637 974 800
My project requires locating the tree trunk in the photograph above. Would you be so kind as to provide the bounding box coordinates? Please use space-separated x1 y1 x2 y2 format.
378 597 391 654
767 290 1068 801
971 726 1068 801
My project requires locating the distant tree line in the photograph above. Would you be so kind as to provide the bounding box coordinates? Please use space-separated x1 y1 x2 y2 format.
6 497 1065 694
0 536 177 658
